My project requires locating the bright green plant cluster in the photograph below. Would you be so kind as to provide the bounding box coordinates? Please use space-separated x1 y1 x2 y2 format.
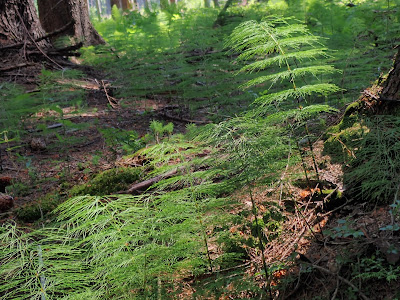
149 120 174 143
344 115 400 203
0 136 254 298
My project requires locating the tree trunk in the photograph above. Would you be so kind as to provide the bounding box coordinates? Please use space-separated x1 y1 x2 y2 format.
381 48 400 100
0 0 54 76
95 0 102 20
212 0 220 8
204 0 211 8
37 0 105 46
144 0 150 11
111 0 132 10
0 0 49 47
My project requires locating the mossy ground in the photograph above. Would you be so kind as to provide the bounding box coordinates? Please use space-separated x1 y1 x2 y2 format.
15 167 142 222
69 167 142 196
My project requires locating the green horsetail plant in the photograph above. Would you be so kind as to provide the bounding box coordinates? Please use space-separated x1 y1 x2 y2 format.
194 116 292 296
189 16 342 291
226 16 340 184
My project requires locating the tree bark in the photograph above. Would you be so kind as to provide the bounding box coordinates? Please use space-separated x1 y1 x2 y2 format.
37 0 105 46
381 48 400 100
0 0 55 76
0 0 49 48
111 0 132 10
212 0 220 8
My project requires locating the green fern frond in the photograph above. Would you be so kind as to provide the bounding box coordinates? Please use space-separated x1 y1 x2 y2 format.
227 16 341 117
240 65 338 89
238 48 329 72
253 83 340 107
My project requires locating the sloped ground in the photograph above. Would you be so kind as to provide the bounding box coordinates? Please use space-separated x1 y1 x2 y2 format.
0 68 197 221
2 2 400 298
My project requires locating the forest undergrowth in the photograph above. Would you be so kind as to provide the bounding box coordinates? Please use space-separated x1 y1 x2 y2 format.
1 0 400 299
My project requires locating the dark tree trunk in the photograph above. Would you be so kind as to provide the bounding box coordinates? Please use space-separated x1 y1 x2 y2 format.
381 48 400 100
0 0 55 75
37 0 105 46
0 0 49 47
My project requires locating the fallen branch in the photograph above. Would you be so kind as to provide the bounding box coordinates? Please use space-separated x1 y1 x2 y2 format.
15 9 63 70
51 42 83 54
121 166 186 194
101 80 119 109
28 42 83 58
27 123 63 133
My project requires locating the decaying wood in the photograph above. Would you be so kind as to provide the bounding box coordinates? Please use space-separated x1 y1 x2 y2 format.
121 166 186 194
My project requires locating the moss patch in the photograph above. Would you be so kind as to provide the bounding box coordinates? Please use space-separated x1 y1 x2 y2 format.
324 120 369 163
16 193 62 222
69 167 142 196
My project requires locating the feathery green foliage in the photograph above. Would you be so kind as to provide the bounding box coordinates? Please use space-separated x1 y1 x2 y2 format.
345 115 400 203
2 1 400 298
226 16 340 118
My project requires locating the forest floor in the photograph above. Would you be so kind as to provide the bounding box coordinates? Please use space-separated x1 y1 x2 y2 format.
0 68 198 211
2 69 399 298
2 3 400 297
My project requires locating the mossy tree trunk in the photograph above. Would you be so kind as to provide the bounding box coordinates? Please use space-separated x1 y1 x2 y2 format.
381 48 400 100
37 0 105 46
